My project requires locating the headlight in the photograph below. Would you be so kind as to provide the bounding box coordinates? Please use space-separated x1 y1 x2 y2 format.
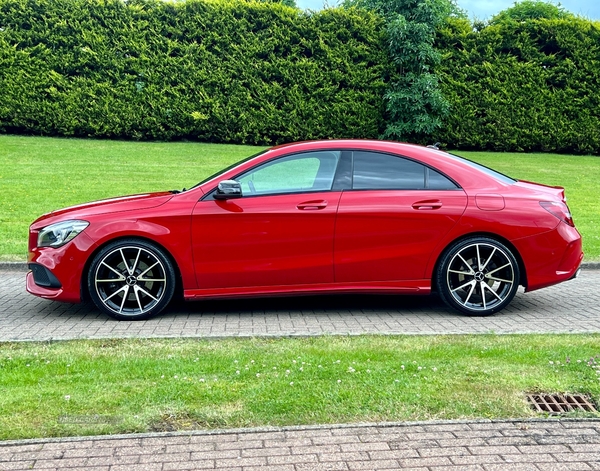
37 220 89 248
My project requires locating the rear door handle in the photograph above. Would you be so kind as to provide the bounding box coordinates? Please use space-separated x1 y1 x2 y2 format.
297 200 328 210
412 200 442 210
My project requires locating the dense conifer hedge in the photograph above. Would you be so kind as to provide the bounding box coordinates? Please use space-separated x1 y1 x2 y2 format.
1 0 600 153
435 16 600 154
0 0 392 143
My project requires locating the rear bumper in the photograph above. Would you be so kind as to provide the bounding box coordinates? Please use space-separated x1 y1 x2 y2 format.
569 268 582 281
516 222 583 292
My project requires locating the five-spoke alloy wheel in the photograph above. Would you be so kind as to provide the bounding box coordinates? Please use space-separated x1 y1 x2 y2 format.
437 237 520 316
88 239 176 320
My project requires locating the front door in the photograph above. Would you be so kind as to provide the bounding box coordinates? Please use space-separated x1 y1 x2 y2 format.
192 151 342 290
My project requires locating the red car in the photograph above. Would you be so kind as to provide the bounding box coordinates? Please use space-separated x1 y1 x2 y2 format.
27 140 583 320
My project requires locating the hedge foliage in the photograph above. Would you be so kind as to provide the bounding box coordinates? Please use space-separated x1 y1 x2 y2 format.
342 0 456 142
0 0 393 144
2 0 600 154
435 16 600 154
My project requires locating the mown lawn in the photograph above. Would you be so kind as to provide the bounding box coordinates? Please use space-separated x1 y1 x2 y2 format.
1 335 599 440
1 135 598 260
1 137 599 442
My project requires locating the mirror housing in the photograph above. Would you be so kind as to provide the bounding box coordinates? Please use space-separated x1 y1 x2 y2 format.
214 180 243 200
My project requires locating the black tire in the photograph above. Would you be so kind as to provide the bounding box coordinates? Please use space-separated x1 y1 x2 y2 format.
436 237 520 316
87 239 176 320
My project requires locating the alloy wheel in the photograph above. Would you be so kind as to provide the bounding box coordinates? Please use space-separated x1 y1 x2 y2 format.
443 240 518 314
93 245 168 317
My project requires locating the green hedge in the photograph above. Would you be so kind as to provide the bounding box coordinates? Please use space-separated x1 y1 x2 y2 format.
0 0 392 144
435 16 600 154
3 0 600 153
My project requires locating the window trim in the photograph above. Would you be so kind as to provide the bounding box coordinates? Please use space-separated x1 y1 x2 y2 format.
201 148 463 201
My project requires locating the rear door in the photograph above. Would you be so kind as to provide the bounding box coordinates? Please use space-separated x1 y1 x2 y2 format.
334 151 468 282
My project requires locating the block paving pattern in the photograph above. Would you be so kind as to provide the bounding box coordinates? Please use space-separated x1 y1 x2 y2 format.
1 269 600 341
2 266 599 469
1 420 599 470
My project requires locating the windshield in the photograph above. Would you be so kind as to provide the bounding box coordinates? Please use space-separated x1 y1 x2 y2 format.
188 150 269 190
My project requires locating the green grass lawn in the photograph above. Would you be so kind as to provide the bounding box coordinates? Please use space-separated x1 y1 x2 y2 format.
1 136 599 442
1 335 599 440
1 135 598 260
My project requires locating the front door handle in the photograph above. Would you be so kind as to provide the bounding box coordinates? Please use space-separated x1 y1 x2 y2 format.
412 200 442 210
297 200 328 210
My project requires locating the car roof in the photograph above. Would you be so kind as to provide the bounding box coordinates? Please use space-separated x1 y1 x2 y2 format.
201 140 514 192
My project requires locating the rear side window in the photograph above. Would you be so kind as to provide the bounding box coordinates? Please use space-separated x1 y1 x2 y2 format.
352 151 458 190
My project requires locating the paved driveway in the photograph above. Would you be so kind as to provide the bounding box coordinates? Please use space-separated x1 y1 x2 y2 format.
2 268 600 469
2 419 600 471
1 269 599 341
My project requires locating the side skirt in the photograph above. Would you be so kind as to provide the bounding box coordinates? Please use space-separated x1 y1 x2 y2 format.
184 280 431 300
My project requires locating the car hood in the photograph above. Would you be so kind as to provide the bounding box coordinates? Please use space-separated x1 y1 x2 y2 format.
31 192 174 228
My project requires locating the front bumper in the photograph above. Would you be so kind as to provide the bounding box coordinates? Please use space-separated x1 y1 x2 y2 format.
28 263 62 288
26 231 97 304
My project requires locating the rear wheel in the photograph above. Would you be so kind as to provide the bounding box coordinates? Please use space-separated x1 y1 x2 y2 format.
87 239 176 320
437 237 520 316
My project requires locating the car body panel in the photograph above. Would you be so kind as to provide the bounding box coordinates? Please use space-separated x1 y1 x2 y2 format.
31 192 174 227
334 190 468 282
27 231 98 303
191 191 342 289
183 279 431 300
512 222 583 291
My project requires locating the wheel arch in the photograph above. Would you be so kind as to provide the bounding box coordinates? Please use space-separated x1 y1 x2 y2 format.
431 232 527 292
80 235 184 303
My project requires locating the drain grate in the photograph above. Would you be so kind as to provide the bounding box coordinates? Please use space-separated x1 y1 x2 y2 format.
527 394 597 414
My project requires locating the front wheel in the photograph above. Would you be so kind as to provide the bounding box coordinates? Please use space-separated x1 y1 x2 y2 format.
437 237 520 316
87 239 176 320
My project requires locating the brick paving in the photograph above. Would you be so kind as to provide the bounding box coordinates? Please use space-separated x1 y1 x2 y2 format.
1 268 600 341
0 420 599 470
1 265 599 469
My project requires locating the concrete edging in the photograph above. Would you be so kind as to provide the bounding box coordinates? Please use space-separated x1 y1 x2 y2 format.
1 417 599 447
0 262 29 272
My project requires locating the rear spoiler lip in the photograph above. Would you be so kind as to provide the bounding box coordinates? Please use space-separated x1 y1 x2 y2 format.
515 180 566 200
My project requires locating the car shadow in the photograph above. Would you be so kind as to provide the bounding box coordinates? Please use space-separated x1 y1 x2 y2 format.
21 287 550 322
163 293 453 316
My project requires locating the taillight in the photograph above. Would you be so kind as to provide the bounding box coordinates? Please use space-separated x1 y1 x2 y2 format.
540 201 574 227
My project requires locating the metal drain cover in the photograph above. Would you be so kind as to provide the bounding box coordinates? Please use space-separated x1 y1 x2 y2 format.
527 394 597 414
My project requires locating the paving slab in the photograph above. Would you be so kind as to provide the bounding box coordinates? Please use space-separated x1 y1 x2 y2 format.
1 269 600 341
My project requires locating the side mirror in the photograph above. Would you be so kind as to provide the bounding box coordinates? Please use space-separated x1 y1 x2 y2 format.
214 180 243 200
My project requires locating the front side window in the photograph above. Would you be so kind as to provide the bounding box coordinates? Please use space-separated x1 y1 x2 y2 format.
352 151 458 190
237 151 341 196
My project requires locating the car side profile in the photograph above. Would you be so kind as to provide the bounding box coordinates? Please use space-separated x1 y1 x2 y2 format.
27 140 583 320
